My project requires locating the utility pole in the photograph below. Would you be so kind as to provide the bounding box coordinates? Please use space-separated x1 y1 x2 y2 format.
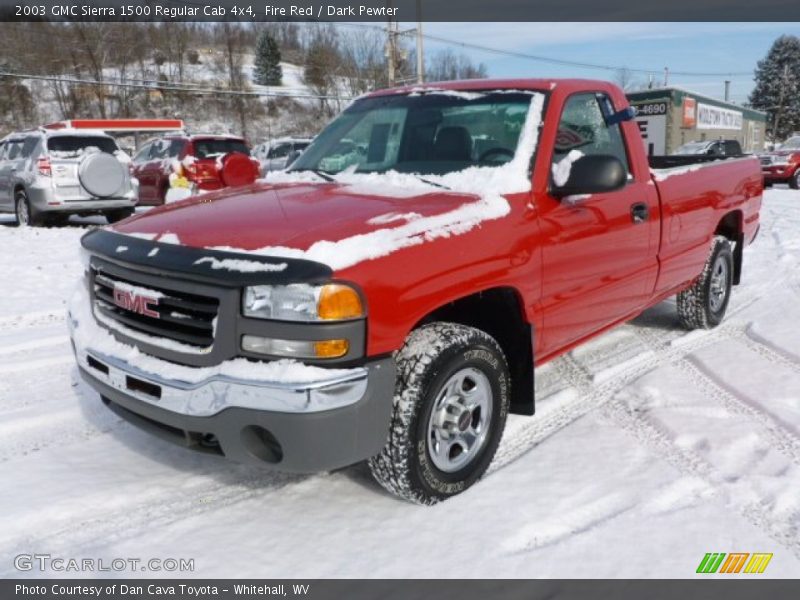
385 0 424 86
663 67 669 87
416 0 424 84
385 1 398 86
724 80 731 102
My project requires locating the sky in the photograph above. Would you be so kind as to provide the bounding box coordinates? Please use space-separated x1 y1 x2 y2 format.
412 22 800 105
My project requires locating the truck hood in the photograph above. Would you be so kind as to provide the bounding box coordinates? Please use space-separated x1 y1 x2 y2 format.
113 180 506 270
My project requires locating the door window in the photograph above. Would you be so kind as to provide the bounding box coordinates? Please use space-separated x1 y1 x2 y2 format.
268 143 292 159
6 141 24 160
21 136 40 158
553 93 630 181
133 143 151 163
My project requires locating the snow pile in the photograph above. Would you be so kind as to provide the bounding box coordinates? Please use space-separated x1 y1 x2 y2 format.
367 212 423 226
193 256 288 273
551 150 584 187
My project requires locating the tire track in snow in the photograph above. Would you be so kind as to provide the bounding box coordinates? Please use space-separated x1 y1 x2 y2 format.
0 334 70 357
602 397 800 558
634 327 800 467
1 461 308 562
0 309 65 331
490 322 730 473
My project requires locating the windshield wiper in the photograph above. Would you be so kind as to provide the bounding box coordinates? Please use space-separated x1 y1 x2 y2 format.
291 168 336 183
413 175 450 190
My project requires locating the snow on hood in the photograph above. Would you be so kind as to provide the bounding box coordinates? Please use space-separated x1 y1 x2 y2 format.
113 93 545 272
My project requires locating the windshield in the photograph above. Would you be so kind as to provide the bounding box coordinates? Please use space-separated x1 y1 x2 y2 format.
47 135 118 155
193 138 250 159
290 91 536 176
674 141 710 155
780 136 800 150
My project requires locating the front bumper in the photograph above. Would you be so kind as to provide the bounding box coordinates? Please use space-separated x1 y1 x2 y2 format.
761 165 796 183
68 284 396 473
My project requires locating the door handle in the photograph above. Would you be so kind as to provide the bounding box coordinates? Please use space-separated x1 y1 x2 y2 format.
630 202 649 224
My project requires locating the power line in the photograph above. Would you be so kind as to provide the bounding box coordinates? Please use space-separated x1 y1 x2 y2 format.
338 22 754 78
0 70 353 100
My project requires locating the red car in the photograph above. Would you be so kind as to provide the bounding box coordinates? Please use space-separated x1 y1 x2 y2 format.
70 79 762 504
130 134 260 206
760 135 800 188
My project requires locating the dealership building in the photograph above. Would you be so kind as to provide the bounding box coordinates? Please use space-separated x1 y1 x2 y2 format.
626 87 768 155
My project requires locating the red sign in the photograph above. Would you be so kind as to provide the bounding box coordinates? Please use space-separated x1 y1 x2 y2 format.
682 98 697 128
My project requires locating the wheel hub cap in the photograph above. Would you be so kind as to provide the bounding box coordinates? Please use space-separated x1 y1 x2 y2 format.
709 255 728 312
427 367 493 473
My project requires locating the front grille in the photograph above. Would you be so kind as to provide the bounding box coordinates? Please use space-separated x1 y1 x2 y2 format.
92 267 219 349
760 157 772 166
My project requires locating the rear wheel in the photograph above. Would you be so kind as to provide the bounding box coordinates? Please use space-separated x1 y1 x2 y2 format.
677 236 733 330
368 322 510 505
106 208 135 224
14 190 42 227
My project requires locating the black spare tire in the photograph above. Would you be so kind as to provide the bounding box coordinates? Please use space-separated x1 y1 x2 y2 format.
78 152 126 198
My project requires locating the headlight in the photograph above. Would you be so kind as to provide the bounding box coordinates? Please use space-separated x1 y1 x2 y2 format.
242 283 364 322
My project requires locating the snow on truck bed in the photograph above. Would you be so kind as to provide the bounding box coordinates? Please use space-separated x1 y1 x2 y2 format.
1 189 800 577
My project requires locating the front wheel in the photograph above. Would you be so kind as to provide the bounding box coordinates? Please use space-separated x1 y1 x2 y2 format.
368 322 510 504
790 170 800 190
677 236 733 329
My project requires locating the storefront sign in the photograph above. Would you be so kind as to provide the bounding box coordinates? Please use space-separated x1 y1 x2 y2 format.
696 102 742 131
682 97 697 128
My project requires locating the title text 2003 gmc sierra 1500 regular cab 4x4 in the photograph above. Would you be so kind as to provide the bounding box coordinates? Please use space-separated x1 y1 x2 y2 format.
68 79 762 504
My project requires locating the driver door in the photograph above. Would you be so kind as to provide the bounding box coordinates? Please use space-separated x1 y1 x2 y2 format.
538 92 660 353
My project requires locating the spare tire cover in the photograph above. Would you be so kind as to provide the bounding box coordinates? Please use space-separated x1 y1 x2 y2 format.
220 152 259 188
78 152 126 198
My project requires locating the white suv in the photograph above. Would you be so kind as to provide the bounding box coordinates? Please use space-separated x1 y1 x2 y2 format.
0 129 138 226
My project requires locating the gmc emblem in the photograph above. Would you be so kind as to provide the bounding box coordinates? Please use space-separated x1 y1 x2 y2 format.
112 286 160 319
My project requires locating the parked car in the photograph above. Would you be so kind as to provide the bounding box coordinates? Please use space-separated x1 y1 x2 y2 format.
673 139 743 157
252 137 313 173
759 135 800 188
69 79 762 504
130 134 259 206
0 129 138 226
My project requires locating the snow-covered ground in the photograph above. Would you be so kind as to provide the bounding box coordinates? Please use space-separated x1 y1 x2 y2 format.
1 189 799 578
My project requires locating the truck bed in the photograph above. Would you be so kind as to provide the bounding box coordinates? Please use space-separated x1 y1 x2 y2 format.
648 154 746 170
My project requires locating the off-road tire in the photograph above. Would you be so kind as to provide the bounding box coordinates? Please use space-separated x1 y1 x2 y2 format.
14 190 42 227
368 322 511 505
106 208 135 224
677 236 733 330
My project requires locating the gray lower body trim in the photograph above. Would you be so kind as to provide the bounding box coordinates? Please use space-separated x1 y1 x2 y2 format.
78 356 396 473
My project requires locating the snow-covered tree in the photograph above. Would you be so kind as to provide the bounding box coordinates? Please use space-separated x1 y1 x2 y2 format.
749 35 800 141
253 30 282 86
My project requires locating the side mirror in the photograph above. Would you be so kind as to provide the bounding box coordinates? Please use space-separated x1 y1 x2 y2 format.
552 154 627 197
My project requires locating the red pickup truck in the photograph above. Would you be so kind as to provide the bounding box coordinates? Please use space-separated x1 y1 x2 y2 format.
760 135 800 188
69 79 762 504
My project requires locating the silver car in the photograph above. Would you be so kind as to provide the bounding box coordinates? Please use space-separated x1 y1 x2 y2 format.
0 129 138 226
252 138 312 174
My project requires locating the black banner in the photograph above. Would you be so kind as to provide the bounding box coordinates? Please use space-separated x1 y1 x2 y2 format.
2 0 800 22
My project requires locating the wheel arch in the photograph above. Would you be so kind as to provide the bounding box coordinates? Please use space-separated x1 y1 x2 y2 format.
715 210 744 285
413 286 535 416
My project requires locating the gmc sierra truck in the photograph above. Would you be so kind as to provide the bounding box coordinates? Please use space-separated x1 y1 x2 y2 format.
68 79 762 504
